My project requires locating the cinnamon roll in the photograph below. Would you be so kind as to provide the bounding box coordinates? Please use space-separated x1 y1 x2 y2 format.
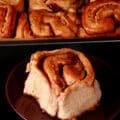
80 0 120 38
0 0 24 12
23 48 101 120
16 10 80 39
15 13 35 39
0 5 16 38
28 0 52 12
28 0 83 12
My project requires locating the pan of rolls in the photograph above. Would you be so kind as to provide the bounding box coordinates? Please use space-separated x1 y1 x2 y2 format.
0 0 120 40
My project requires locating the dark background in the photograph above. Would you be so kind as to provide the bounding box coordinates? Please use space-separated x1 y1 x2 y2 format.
0 41 120 119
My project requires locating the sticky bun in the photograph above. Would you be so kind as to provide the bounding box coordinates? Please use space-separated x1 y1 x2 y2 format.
78 0 120 38
0 0 24 12
16 10 81 39
0 5 16 38
23 48 101 120
28 0 83 12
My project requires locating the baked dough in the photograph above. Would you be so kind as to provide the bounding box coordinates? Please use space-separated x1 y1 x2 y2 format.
78 0 120 38
0 5 16 38
28 0 83 12
23 48 101 120
0 0 24 12
16 10 80 39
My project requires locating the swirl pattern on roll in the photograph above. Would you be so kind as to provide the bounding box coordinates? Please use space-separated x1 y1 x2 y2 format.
16 10 80 38
81 0 120 38
26 48 95 95
28 0 83 12
0 5 16 38
24 48 101 120
0 0 24 12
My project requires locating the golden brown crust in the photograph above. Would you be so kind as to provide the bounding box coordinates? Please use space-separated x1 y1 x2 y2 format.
78 27 120 38
1 0 120 39
28 0 52 12
80 0 120 38
28 0 83 12
29 10 79 38
16 10 80 39
24 48 102 120
29 10 54 37
27 48 95 96
15 13 35 39
0 5 16 38
0 0 24 12
46 0 83 12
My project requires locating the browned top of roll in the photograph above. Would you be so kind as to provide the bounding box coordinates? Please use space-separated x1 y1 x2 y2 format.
28 0 83 12
82 0 120 35
16 10 81 39
0 5 16 38
30 10 79 37
0 0 24 12
26 48 95 96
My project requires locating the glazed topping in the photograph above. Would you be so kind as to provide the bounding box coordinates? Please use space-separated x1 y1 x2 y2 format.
29 10 79 37
43 53 86 95
0 7 6 30
0 0 18 4
0 5 16 38
46 0 83 12
82 0 120 34
27 48 95 96
29 0 83 12
0 0 24 12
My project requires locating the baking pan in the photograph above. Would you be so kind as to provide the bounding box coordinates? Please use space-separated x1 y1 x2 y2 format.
0 42 120 119
0 38 120 47
0 0 120 45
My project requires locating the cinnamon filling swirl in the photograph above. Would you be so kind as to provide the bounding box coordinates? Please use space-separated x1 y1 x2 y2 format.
28 0 83 12
24 48 101 120
43 53 86 95
16 10 80 38
0 5 16 38
0 0 24 12
82 0 120 35
26 48 95 96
